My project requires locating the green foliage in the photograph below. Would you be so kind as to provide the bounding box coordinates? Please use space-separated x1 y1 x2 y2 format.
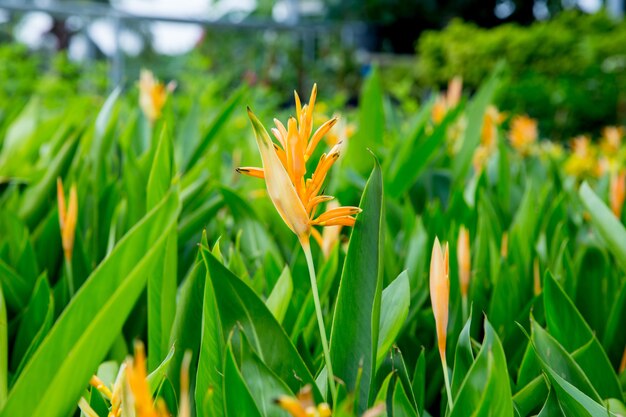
417 11 626 138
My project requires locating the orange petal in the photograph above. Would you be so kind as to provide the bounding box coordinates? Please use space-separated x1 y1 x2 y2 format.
457 226 470 297
236 167 265 179
313 206 361 224
57 177 66 229
275 396 307 417
430 237 450 360
306 195 334 216
248 108 309 239
315 215 356 227
286 117 306 195
294 91 302 125
63 185 78 261
305 117 338 160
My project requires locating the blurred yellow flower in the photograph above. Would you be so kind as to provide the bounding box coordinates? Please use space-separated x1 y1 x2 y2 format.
564 135 598 178
472 145 490 174
275 385 331 417
139 69 168 124
238 84 361 247
57 178 78 262
600 126 623 156
610 171 626 219
481 105 504 150
432 76 462 124
508 115 538 156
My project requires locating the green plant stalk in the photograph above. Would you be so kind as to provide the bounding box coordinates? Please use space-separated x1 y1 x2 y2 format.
442 354 454 411
65 257 75 298
302 241 337 402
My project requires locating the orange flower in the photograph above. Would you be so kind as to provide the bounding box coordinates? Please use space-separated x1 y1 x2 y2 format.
457 226 471 298
275 385 331 417
430 237 450 361
610 171 626 219
238 85 361 246
430 237 453 408
126 342 160 417
139 69 168 123
508 115 537 156
432 76 462 124
57 178 78 262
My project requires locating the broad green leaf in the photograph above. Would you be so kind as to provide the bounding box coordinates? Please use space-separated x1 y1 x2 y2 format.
450 313 473 398
543 273 622 400
266 267 293 324
603 281 626 369
223 344 263 417
238 331 292 417
377 271 410 369
11 273 53 373
347 67 384 173
146 126 177 370
530 320 601 403
202 248 322 401
330 158 384 412
450 319 513 417
0 259 31 312
196 247 225 417
147 344 176 394
579 182 626 272
0 190 181 417
537 389 565 417
513 376 548 417
393 380 419 417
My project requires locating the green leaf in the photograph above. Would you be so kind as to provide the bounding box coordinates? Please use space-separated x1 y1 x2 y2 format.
450 319 513 417
0 190 181 417
147 344 176 394
18 135 78 228
393 380 419 417
0 259 31 312
411 348 426 416
530 320 601 403
196 246 225 417
543 273 622 400
224 343 263 417
386 99 460 198
452 62 505 182
579 182 626 272
537 389 565 417
266 267 293 325
11 273 53 374
603 281 626 369
450 313 473 399
0 288 6 409
377 271 410 369
183 87 245 171
347 67 384 173
146 126 177 370
202 248 322 402
329 157 384 412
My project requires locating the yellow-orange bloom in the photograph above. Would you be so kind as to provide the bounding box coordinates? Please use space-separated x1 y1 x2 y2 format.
480 105 504 151
457 226 470 298
57 178 78 262
508 115 537 156
139 69 168 123
275 385 331 417
432 76 463 124
601 126 623 155
610 171 626 219
430 237 450 361
238 85 361 245
126 341 160 417
564 135 598 179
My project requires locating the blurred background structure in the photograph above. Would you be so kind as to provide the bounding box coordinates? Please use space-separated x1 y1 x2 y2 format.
0 0 625 138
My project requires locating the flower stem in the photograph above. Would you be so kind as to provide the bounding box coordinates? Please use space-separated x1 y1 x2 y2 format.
441 354 454 411
461 295 468 324
301 240 337 402
65 257 75 298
